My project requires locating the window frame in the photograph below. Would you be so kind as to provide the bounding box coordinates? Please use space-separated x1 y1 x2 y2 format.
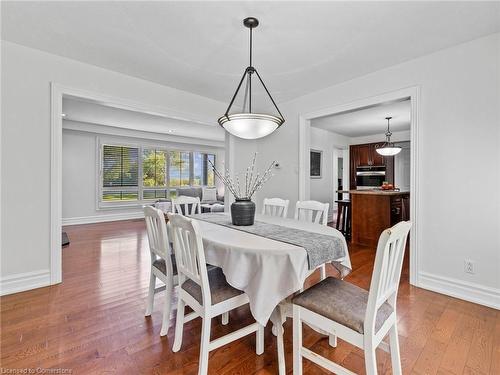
96 137 217 209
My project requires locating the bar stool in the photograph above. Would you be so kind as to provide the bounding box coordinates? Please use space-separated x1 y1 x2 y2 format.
335 200 351 240
401 195 410 221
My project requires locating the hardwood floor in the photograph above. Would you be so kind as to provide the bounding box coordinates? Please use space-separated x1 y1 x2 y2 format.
1 220 498 374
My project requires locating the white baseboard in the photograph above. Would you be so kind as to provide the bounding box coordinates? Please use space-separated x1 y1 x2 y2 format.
418 271 500 310
62 212 144 226
0 269 51 296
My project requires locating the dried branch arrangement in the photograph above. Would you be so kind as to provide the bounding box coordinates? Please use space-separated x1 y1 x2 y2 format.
208 153 276 200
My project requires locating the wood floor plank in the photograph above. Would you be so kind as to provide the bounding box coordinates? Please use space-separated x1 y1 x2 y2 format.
431 307 460 344
440 337 472 375
1 219 498 374
466 328 494 374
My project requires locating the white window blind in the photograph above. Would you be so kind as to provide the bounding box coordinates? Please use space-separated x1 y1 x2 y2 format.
102 145 139 201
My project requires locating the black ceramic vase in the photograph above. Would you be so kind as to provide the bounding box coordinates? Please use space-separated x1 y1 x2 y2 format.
231 198 255 226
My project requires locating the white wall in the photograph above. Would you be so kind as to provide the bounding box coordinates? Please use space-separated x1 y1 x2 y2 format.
247 33 500 307
309 127 350 220
62 126 224 224
0 41 231 293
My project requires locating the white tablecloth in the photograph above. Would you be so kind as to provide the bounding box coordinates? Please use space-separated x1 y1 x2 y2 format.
193 214 351 326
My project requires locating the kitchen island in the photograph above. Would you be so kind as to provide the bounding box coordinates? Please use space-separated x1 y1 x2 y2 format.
339 190 410 247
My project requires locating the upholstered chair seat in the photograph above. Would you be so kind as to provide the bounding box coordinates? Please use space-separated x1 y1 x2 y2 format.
181 267 243 305
292 277 393 334
152 254 178 276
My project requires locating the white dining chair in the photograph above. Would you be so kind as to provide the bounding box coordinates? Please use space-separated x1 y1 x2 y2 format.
172 195 201 216
292 221 412 375
168 213 264 375
293 200 330 280
143 206 178 337
294 200 329 226
262 197 290 218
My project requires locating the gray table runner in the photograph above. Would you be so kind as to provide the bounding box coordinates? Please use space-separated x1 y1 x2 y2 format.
193 213 348 272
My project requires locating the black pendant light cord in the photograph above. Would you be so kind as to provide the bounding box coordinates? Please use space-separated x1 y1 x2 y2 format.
249 26 252 112
249 25 253 67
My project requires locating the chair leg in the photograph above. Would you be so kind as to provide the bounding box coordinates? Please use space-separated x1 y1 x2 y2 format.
256 324 264 355
343 205 348 235
277 325 286 375
293 305 303 375
145 273 155 316
329 334 337 347
198 316 211 375
346 205 351 239
221 312 229 325
172 298 185 352
160 283 173 336
389 325 402 375
320 264 326 280
335 206 342 230
364 342 378 375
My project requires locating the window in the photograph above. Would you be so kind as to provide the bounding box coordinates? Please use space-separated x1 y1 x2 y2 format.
193 152 204 186
193 152 216 186
102 145 139 201
142 148 168 200
99 142 217 206
143 149 167 187
169 151 191 187
207 154 215 186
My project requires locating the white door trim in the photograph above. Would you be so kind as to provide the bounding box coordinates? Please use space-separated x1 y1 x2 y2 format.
298 86 421 286
50 82 230 285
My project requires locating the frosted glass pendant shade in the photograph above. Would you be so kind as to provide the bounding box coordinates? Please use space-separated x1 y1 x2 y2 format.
376 144 402 156
218 113 283 139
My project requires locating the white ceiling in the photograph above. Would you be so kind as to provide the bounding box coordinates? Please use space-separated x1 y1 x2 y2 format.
311 99 411 137
3 2 500 103
62 97 225 142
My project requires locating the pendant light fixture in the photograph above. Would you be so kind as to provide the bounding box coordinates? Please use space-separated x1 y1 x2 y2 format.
376 117 402 156
218 17 285 139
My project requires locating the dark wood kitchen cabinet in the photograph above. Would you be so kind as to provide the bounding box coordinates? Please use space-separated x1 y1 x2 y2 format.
350 142 394 189
370 142 386 166
355 144 371 166
349 191 410 247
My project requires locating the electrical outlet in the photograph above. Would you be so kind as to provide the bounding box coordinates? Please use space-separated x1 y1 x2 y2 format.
464 259 475 274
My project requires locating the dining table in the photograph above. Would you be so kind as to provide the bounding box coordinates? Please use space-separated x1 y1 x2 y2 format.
173 212 351 374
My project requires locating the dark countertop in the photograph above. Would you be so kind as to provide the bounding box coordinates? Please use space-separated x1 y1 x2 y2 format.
337 189 410 196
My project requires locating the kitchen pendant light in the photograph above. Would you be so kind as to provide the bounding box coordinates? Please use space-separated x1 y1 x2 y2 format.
376 117 402 156
218 17 284 139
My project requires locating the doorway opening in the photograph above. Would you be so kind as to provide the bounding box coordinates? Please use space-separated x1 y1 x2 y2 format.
50 83 230 285
298 87 419 286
